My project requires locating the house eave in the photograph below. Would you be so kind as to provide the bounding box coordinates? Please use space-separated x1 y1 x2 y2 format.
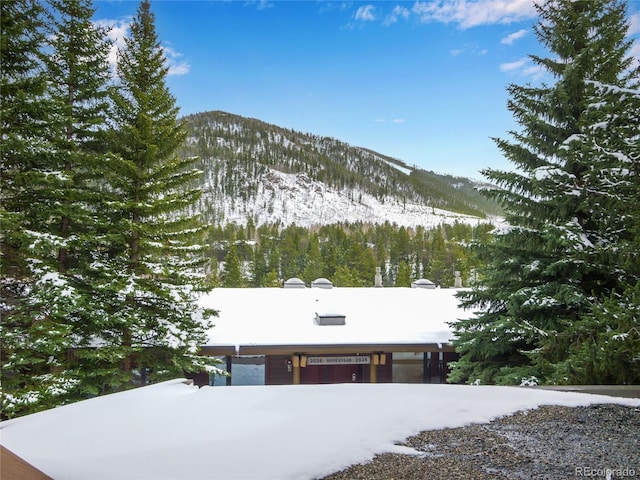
199 342 455 356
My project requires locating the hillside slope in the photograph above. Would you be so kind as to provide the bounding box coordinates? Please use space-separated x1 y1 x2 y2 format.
181 111 501 228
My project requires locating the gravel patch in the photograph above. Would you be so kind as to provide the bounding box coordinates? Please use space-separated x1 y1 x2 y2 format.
321 404 640 480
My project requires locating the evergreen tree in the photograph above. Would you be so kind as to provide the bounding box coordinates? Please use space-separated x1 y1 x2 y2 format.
94 0 214 391
552 281 640 384
353 246 377 286
222 245 244 287
395 261 412 287
450 0 638 385
301 234 325 284
1 0 114 417
279 225 305 279
550 78 640 383
45 0 112 273
41 0 120 399
249 244 269 287
333 265 359 287
0 0 81 418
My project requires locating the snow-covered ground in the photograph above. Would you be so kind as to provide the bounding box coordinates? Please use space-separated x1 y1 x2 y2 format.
204 168 493 229
2 381 638 480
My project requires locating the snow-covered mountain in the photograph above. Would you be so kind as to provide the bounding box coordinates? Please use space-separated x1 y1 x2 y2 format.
182 111 501 228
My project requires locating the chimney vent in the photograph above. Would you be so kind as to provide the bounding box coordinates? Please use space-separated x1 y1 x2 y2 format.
374 267 383 287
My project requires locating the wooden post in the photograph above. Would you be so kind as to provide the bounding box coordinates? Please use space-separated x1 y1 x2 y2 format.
370 354 378 383
292 355 301 385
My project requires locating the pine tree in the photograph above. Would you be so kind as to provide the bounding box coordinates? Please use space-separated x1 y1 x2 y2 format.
94 0 214 390
551 281 640 384
40 0 120 399
550 78 640 383
302 234 325 284
45 0 113 272
0 0 80 419
450 0 638 385
249 244 269 287
333 265 359 287
222 245 244 287
0 0 113 417
395 261 412 287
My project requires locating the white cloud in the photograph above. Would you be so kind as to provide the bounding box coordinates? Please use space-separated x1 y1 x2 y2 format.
522 64 544 79
374 118 406 124
412 0 538 29
501 28 528 45
94 18 190 77
625 13 640 69
383 5 410 26
500 56 545 80
256 0 273 10
628 13 640 36
162 45 191 76
93 18 130 73
499 57 528 72
355 4 376 22
450 43 488 57
629 41 640 64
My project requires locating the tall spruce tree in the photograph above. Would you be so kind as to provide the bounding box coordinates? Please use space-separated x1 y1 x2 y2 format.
97 0 214 389
0 0 77 418
45 0 113 273
41 0 121 399
450 0 638 385
1 0 121 418
550 79 640 383
222 245 244 287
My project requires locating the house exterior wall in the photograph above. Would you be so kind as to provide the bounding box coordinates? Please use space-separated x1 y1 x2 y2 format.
266 355 294 385
207 348 459 386
260 352 442 385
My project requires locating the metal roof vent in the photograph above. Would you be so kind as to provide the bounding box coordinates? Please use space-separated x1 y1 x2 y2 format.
315 312 346 326
283 277 306 289
411 278 436 289
311 278 333 289
374 266 383 287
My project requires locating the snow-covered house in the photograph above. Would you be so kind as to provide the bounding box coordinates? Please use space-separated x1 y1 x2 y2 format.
195 280 471 386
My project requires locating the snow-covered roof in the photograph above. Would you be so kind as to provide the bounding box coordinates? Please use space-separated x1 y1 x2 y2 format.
2 380 638 480
199 287 472 351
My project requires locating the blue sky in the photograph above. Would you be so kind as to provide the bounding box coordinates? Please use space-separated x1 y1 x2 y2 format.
94 0 640 179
